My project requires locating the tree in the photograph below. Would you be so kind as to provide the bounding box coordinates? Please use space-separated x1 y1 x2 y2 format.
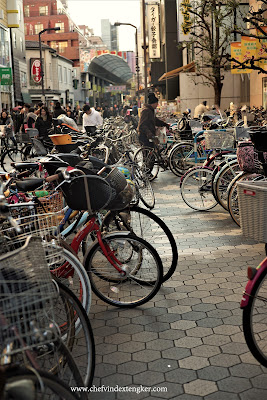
228 1 267 74
180 0 240 106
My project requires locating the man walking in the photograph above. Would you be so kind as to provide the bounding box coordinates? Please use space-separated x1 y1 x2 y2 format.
82 105 103 135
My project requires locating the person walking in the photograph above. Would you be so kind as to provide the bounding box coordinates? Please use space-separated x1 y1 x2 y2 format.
53 101 66 119
82 104 103 135
35 106 52 140
20 104 37 133
194 100 209 118
137 93 169 148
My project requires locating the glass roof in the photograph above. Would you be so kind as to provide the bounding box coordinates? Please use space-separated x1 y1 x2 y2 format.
88 54 133 85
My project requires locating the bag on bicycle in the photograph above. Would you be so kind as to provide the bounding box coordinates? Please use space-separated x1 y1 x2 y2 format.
236 141 267 173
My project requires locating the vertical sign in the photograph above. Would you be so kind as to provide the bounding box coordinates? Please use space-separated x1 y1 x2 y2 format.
0 68 12 85
256 27 267 71
230 42 249 74
241 36 257 72
180 0 192 35
147 2 161 59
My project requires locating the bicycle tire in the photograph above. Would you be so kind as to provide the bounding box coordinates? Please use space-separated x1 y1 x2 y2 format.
180 166 217 211
101 205 178 282
213 159 239 210
55 280 95 387
169 142 196 177
1 148 22 172
83 232 163 307
48 245 91 316
133 146 159 181
4 366 80 400
243 268 267 367
133 166 155 209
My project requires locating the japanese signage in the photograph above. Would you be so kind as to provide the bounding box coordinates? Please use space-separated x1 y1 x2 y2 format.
30 59 42 84
80 49 128 73
105 85 126 92
147 2 161 59
180 0 192 35
241 36 257 72
256 27 267 71
0 68 12 85
230 42 244 74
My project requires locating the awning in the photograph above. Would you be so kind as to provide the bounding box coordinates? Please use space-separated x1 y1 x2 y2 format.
158 61 195 81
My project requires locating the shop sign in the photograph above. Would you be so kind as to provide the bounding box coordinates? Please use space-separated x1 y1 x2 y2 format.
31 59 42 84
105 85 126 92
181 0 192 35
92 84 97 91
230 42 250 74
147 2 161 59
0 67 12 85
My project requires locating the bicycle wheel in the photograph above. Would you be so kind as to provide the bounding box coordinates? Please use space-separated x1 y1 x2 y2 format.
102 205 178 282
181 166 217 211
53 281 95 387
84 232 163 307
133 166 155 209
227 172 265 226
4 367 80 400
243 268 267 367
1 148 22 172
169 142 196 176
47 244 91 316
213 159 240 210
134 146 159 181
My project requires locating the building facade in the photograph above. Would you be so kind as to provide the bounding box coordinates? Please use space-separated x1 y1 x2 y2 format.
26 40 74 107
101 19 118 51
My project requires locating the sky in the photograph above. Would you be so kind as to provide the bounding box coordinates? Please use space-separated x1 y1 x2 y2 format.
67 0 141 52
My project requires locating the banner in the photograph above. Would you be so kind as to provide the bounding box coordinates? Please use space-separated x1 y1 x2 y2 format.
105 85 126 92
241 36 257 72
147 2 161 59
230 42 244 74
0 67 12 85
180 0 192 35
30 59 42 84
256 27 267 71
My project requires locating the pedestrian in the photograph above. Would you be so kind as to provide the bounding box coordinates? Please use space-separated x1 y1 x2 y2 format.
194 100 209 119
35 106 52 140
53 101 66 119
66 108 74 120
35 102 44 116
102 106 110 119
137 93 169 149
82 104 103 135
20 104 37 133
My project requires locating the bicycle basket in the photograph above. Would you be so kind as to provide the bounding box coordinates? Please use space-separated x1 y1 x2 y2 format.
248 127 267 152
105 167 127 194
15 132 31 144
204 130 235 149
31 138 48 156
0 236 58 356
35 190 64 218
106 182 134 211
60 175 113 212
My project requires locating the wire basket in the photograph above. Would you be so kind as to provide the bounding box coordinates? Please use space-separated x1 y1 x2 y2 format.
0 235 58 357
15 132 32 144
35 190 64 217
237 180 267 242
204 130 235 149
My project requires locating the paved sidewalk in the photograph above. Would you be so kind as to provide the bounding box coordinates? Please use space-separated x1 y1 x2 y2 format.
89 170 267 400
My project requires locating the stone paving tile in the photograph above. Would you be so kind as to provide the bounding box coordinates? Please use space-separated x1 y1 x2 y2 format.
89 171 267 399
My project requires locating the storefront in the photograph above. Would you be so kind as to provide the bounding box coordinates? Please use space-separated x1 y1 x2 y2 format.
0 24 13 110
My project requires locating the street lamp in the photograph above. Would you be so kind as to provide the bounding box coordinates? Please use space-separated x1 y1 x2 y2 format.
38 27 60 103
114 22 140 102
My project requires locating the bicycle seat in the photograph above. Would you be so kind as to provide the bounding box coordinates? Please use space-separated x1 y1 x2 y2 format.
13 178 44 192
11 162 39 172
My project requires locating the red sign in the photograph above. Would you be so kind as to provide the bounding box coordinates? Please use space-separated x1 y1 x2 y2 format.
31 59 42 84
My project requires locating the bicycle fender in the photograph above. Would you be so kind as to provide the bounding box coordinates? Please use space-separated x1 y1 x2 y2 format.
179 166 214 187
240 257 267 308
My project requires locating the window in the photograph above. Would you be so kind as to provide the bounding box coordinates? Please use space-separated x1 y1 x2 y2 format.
29 24 33 35
49 63 52 82
68 69 71 84
35 24 44 35
50 41 57 50
39 6 48 16
21 72 27 87
55 22 64 33
64 67 67 83
20 37 23 52
24 24 28 35
58 65 62 82
24 5 30 17
13 33 17 49
58 41 68 53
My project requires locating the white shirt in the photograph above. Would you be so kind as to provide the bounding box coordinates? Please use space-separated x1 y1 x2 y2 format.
82 108 103 129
